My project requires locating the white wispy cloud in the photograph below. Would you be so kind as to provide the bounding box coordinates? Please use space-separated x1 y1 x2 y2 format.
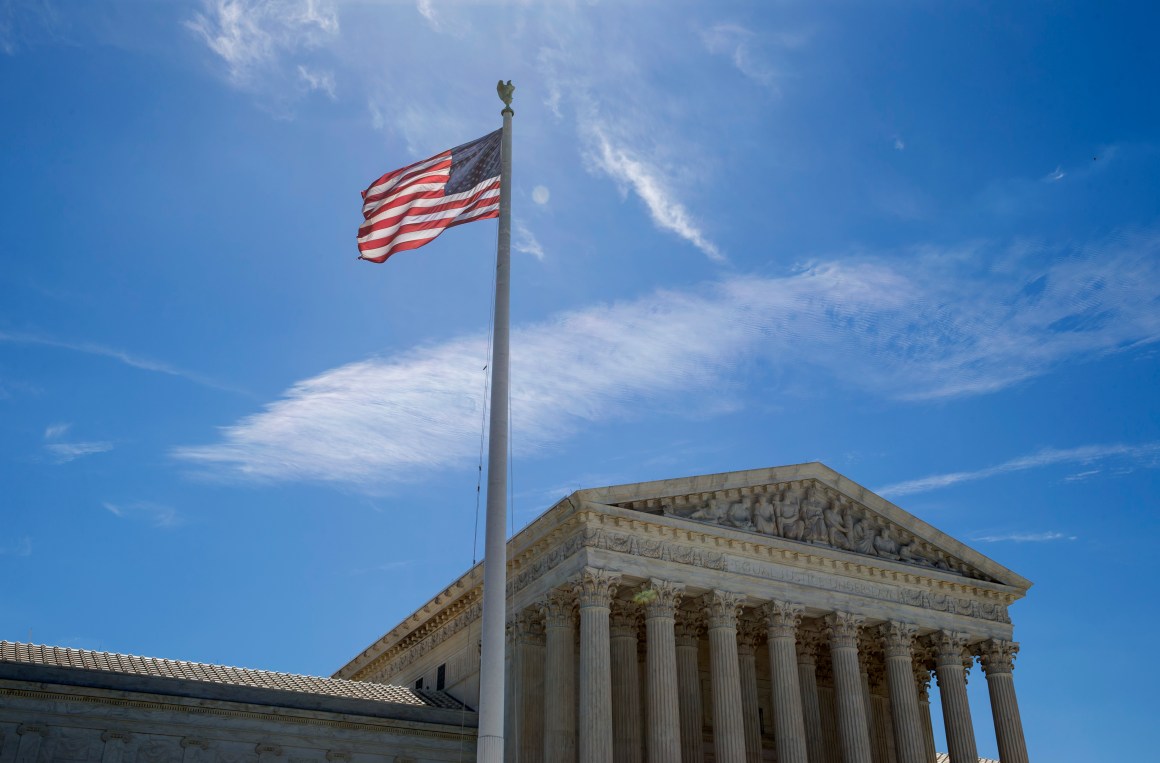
514 220 545 260
894 137 906 151
102 501 182 529
185 0 339 89
42 420 112 463
972 531 1077 543
878 442 1160 498
1045 166 1065 182
583 122 723 262
297 64 336 99
0 330 242 394
176 231 1160 489
46 441 114 463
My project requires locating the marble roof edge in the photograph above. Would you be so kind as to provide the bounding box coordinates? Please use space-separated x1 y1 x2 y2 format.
576 462 1032 593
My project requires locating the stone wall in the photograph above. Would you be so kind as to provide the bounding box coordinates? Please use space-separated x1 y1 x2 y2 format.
0 665 476 763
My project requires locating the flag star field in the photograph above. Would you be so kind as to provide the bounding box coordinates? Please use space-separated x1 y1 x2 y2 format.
1 2 1158 760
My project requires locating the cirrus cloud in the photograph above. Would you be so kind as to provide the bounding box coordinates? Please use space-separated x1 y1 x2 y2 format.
175 230 1160 490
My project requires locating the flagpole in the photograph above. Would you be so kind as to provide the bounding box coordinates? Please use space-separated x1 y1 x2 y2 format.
476 81 514 763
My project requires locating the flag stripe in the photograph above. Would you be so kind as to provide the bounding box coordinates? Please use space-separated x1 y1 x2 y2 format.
357 130 502 263
362 154 452 202
358 180 500 239
357 204 500 262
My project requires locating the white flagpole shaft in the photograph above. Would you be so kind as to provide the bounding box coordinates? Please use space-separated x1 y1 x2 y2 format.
476 96 514 763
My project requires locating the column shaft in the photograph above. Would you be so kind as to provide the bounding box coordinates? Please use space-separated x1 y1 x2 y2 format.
932 632 978 763
827 613 872 763
610 602 643 763
738 640 763 763
577 568 620 763
676 615 705 763
542 591 577 763
764 602 809 763
704 590 747 763
796 634 826 763
979 640 1030 763
881 623 926 763
642 580 684 763
817 685 841 763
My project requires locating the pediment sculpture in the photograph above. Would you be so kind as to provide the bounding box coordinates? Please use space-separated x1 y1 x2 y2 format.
624 480 990 581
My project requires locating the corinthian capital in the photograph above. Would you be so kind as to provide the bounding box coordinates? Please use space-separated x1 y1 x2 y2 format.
796 627 824 666
824 611 865 649
610 598 642 637
636 579 684 619
737 616 764 653
539 587 576 629
574 567 621 608
701 590 745 629
675 608 705 643
930 630 971 667
977 639 1019 676
880 622 918 659
761 600 804 640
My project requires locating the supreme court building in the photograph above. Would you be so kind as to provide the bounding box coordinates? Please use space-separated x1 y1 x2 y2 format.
337 462 1032 763
0 463 1031 762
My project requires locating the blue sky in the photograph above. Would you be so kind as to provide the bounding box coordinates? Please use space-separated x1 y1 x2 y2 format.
2 0 1158 758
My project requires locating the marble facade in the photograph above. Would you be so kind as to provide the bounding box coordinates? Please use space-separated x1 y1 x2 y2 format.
337 463 1033 763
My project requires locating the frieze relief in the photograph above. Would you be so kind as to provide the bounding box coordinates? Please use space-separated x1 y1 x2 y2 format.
618 479 993 582
733 557 1009 623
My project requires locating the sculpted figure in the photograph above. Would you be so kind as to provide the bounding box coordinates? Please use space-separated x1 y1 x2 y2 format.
824 499 853 549
850 516 878 555
873 524 901 560
897 536 920 563
777 486 804 541
800 487 828 543
689 498 728 523
726 498 754 530
753 494 777 535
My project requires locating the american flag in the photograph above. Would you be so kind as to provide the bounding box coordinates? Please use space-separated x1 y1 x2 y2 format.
357 129 502 263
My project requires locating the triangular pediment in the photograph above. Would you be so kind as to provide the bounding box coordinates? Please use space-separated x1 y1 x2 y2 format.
576 462 1030 590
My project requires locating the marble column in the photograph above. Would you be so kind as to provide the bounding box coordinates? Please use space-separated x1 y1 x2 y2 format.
610 599 643 763
912 651 936 763
703 590 748 763
737 618 764 763
858 633 885 763
826 612 872 763
880 623 925 763
638 635 649 763
675 610 706 763
576 567 621 763
763 601 809 763
978 640 1029 763
641 579 684 763
542 588 577 763
932 631 978 763
796 628 827 763
817 683 841 763
508 609 546 763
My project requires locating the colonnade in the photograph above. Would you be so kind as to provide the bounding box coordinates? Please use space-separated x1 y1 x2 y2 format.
504 567 1029 763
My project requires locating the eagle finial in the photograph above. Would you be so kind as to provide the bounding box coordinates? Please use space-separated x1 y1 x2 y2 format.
497 79 515 114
